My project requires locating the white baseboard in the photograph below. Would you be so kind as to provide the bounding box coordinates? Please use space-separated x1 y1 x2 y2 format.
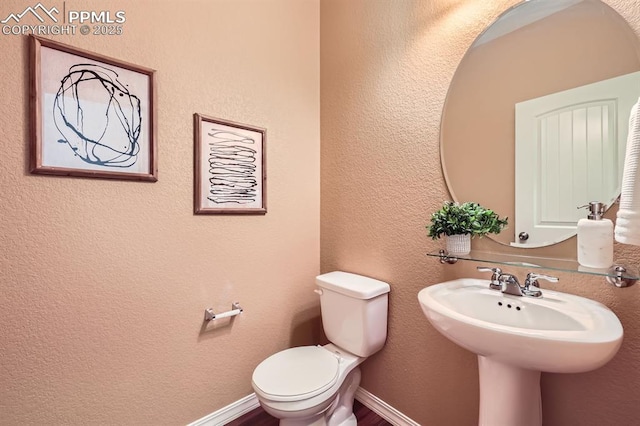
188 387 419 426
355 387 420 426
187 393 260 426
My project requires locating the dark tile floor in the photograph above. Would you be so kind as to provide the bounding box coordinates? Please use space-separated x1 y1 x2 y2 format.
226 399 392 426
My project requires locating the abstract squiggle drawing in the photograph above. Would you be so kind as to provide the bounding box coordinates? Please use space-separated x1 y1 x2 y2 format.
207 130 258 204
52 63 142 168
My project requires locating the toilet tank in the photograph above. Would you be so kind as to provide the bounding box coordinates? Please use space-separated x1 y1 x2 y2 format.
316 271 390 357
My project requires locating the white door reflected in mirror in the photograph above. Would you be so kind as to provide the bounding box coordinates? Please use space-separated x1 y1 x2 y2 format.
513 71 640 247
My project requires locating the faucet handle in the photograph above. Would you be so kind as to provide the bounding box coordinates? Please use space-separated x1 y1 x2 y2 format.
525 272 559 288
477 266 502 275
477 266 503 290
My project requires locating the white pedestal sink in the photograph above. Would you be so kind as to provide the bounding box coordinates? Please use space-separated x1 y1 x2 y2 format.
418 278 623 426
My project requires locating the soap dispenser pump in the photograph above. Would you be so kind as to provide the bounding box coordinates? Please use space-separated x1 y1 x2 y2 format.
577 202 613 269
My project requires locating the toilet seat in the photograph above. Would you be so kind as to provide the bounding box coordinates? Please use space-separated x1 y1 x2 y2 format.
252 346 340 402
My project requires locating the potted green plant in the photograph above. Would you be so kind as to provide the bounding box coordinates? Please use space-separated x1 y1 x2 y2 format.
427 201 508 254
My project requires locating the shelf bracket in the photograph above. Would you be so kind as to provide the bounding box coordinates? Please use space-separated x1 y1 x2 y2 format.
605 265 637 288
438 249 458 264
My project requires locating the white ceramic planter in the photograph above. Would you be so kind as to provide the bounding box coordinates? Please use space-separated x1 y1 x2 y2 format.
446 234 471 255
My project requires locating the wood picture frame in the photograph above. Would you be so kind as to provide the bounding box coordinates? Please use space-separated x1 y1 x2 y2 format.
194 113 267 215
29 35 157 181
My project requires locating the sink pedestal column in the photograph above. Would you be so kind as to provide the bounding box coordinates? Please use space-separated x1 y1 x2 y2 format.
477 356 542 426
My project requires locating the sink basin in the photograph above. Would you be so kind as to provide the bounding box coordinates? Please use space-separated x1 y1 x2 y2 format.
418 278 623 426
418 278 623 373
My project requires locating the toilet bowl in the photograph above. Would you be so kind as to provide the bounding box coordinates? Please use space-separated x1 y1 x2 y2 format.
252 344 364 426
251 271 391 426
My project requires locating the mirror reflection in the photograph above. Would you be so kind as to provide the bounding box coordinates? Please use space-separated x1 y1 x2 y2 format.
440 0 640 248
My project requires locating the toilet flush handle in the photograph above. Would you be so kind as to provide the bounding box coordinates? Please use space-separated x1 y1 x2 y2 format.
314 288 323 296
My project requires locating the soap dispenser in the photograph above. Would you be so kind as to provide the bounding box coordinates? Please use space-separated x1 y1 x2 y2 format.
577 202 613 269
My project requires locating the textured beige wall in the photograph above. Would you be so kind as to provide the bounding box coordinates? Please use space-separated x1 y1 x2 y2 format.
321 0 640 425
4 0 640 425
0 0 319 424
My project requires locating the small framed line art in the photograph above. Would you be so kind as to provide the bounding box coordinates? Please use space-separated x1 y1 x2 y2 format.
194 114 267 215
29 35 157 181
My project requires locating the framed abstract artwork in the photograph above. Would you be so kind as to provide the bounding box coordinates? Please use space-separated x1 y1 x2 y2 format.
194 113 267 215
29 35 157 181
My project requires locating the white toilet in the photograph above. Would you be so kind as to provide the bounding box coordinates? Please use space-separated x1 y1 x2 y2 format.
251 271 390 426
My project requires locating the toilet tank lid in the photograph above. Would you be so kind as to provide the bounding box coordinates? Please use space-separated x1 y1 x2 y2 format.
316 271 390 299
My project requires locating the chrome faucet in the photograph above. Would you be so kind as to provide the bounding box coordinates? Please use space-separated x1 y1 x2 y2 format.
477 266 558 298
498 273 525 296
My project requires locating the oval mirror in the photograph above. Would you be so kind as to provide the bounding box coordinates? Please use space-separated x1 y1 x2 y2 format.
441 0 640 248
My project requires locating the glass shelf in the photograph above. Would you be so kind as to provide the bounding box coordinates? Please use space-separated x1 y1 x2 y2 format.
426 250 640 281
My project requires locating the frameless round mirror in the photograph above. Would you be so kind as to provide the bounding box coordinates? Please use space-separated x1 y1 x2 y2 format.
441 0 640 248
